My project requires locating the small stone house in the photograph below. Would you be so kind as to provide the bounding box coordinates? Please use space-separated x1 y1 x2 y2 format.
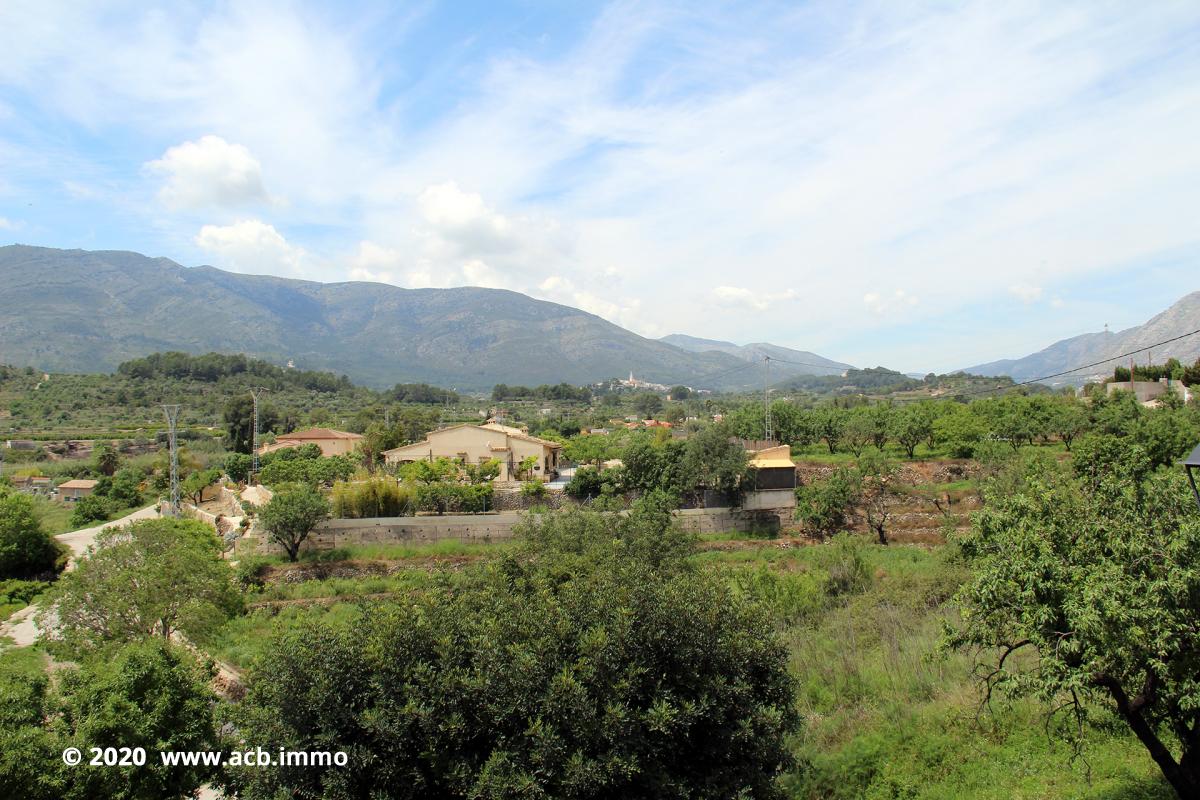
58 478 99 502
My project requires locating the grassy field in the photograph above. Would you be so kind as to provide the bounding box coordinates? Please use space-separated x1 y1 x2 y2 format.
204 531 1172 799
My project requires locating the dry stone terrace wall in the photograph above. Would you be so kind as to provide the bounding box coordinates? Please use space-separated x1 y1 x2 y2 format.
254 507 780 555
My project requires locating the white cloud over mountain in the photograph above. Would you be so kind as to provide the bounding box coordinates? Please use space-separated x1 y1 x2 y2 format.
194 219 305 275
146 135 269 209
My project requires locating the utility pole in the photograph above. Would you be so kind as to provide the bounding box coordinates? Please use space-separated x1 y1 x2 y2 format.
763 356 774 444
162 404 181 516
250 388 266 483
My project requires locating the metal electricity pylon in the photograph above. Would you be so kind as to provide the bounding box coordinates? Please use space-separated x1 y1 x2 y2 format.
250 388 267 482
162 404 181 516
763 356 774 443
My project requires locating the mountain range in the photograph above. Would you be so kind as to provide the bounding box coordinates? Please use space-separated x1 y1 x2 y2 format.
963 291 1200 385
659 334 852 377
0 245 849 391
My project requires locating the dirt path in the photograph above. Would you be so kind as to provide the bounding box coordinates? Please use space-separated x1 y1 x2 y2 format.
0 505 160 646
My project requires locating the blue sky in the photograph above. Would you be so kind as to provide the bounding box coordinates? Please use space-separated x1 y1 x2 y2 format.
2 0 1199 373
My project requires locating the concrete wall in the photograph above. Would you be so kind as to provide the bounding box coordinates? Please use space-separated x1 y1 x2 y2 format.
256 506 778 555
1106 380 1190 404
742 489 796 511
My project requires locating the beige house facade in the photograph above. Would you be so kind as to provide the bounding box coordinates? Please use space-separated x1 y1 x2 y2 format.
259 427 364 457
58 478 99 502
383 423 561 481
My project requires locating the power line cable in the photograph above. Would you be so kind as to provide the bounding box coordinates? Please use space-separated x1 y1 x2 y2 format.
759 355 848 372
690 357 764 387
942 326 1200 400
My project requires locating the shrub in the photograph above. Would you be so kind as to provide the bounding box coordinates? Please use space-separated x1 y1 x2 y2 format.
68 494 113 528
519 481 548 500
234 557 271 590
331 479 415 518
816 533 873 597
732 564 827 623
0 578 52 606
260 455 355 487
0 640 219 800
415 482 493 514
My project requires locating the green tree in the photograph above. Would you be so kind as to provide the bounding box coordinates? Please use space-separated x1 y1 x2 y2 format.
563 433 613 467
0 640 218 800
840 408 875 457
633 391 663 418
668 384 691 400
42 519 239 655
223 395 279 454
680 424 748 504
794 467 860 536
223 452 252 484
892 404 933 459
933 405 987 458
258 486 331 562
855 451 902 545
224 507 798 800
180 468 221 506
92 442 120 477
865 403 893 450
1050 399 1090 451
0 493 60 578
106 468 144 508
400 457 459 484
813 408 845 454
947 457 1200 798
771 401 815 446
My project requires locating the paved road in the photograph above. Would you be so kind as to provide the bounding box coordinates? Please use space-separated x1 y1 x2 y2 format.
0 505 160 646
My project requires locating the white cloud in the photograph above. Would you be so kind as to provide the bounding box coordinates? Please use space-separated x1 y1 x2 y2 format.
146 135 268 209
194 219 304 274
711 286 797 312
349 266 394 283
461 259 506 289
1009 283 1044 304
0 216 16 230
863 290 920 316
